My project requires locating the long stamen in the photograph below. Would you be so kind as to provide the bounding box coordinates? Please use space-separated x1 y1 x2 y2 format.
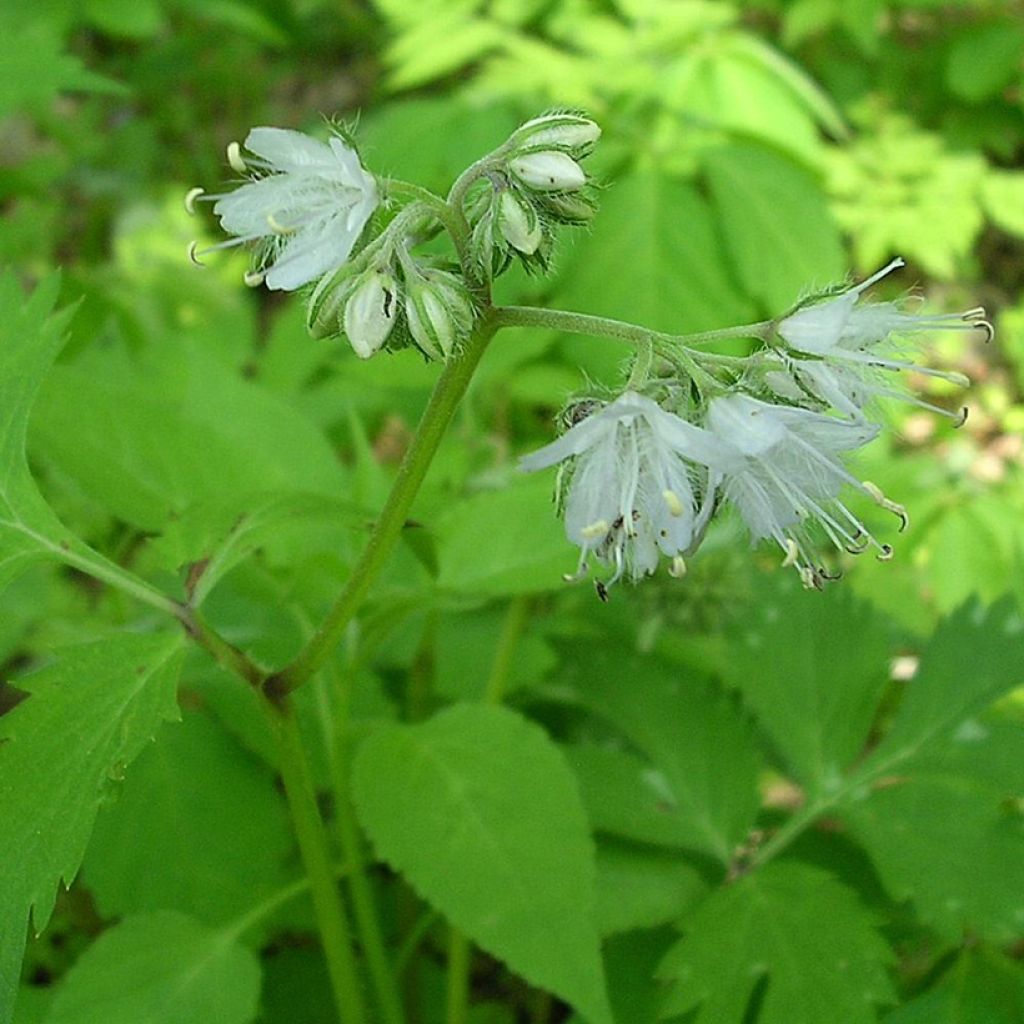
850 257 905 296
227 141 247 174
184 187 205 215
862 480 909 532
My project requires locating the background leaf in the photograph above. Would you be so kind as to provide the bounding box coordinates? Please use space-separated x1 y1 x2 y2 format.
352 703 613 1024
0 633 183 1023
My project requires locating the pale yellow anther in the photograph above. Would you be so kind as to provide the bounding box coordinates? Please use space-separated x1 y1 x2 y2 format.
187 241 204 266
662 489 684 517
243 271 265 288
580 519 610 540
781 538 800 568
669 555 687 578
184 187 205 215
798 566 819 590
266 213 296 235
862 480 908 530
227 141 247 174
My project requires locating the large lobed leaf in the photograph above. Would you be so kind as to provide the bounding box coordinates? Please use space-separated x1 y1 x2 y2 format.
657 862 896 1024
352 703 613 1024
0 633 184 1022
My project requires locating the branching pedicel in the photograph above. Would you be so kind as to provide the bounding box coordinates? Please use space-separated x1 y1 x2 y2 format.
188 112 992 597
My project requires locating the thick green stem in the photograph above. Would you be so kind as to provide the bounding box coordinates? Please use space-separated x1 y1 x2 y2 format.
272 707 367 1024
483 596 529 705
493 304 771 348
267 310 499 699
326 660 406 1024
445 928 472 1024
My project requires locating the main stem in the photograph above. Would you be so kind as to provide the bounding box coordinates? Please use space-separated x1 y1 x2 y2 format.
272 706 367 1024
268 309 499 698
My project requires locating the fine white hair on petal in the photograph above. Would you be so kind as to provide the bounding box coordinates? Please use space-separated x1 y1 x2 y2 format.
207 126 379 292
521 391 727 587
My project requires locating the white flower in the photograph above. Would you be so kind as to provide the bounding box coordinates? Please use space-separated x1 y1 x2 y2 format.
194 127 378 291
775 257 989 421
519 392 729 595
705 394 905 588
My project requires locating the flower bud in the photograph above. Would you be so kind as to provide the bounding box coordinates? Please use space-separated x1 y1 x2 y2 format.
306 262 360 339
537 191 597 224
509 151 586 192
512 113 601 154
498 191 543 255
343 270 398 359
405 271 474 361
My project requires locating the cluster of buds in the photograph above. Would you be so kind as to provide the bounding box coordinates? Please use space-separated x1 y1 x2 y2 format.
466 112 600 280
521 260 991 595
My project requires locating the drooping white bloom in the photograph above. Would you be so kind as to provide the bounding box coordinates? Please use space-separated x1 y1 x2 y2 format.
775 257 989 421
519 392 730 594
705 394 905 588
194 127 378 291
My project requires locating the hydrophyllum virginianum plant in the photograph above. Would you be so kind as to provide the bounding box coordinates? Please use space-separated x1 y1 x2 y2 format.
188 112 992 598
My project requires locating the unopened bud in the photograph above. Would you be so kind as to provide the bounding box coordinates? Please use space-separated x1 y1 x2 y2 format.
498 191 543 255
537 191 597 224
343 270 398 359
513 113 601 154
509 151 586 192
405 272 474 361
307 262 361 339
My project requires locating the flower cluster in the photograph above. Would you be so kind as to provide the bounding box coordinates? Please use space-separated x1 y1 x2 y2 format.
522 261 991 594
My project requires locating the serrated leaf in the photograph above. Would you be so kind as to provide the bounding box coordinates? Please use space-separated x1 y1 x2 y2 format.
722 579 890 799
554 645 760 864
549 169 756 381
703 143 844 312
594 839 707 937
885 946 1024 1024
657 863 895 1024
82 709 293 926
434 475 571 596
0 273 170 604
854 598 1022 772
843 720 1024 942
352 703 612 1024
42 912 260 1024
0 633 184 1023
32 340 348 533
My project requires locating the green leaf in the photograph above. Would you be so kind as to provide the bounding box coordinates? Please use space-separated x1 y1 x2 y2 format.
0 633 183 1024
657 863 895 1024
82 709 293 926
554 645 760 864
981 170 1024 239
703 143 844 312
946 20 1024 103
352 703 612 1024
842 720 1024 942
594 839 707 937
42 912 260 1024
548 169 756 381
722 579 890 799
32 340 348 533
433 475 572 597
853 598 1022 773
386 14 505 90
0 273 173 606
885 946 1024 1024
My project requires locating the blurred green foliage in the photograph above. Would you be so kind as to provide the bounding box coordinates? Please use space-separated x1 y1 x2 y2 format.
1 1 1023 1023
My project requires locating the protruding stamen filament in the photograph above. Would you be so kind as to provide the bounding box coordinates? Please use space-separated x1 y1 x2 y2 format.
851 256 905 295
953 406 969 428
595 580 610 602
782 538 800 568
581 519 610 540
267 213 297 235
184 187 205 215
877 544 894 562
669 555 687 578
818 565 843 581
862 480 909 531
846 531 869 554
187 241 204 266
562 562 589 584
662 489 684 517
244 271 266 288
227 141 247 174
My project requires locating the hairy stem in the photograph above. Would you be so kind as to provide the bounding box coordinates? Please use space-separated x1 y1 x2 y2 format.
267 309 499 700
272 706 367 1024
493 305 772 348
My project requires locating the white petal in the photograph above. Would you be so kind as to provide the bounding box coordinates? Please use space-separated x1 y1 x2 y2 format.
518 414 616 471
264 215 356 290
706 395 788 457
245 127 335 170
